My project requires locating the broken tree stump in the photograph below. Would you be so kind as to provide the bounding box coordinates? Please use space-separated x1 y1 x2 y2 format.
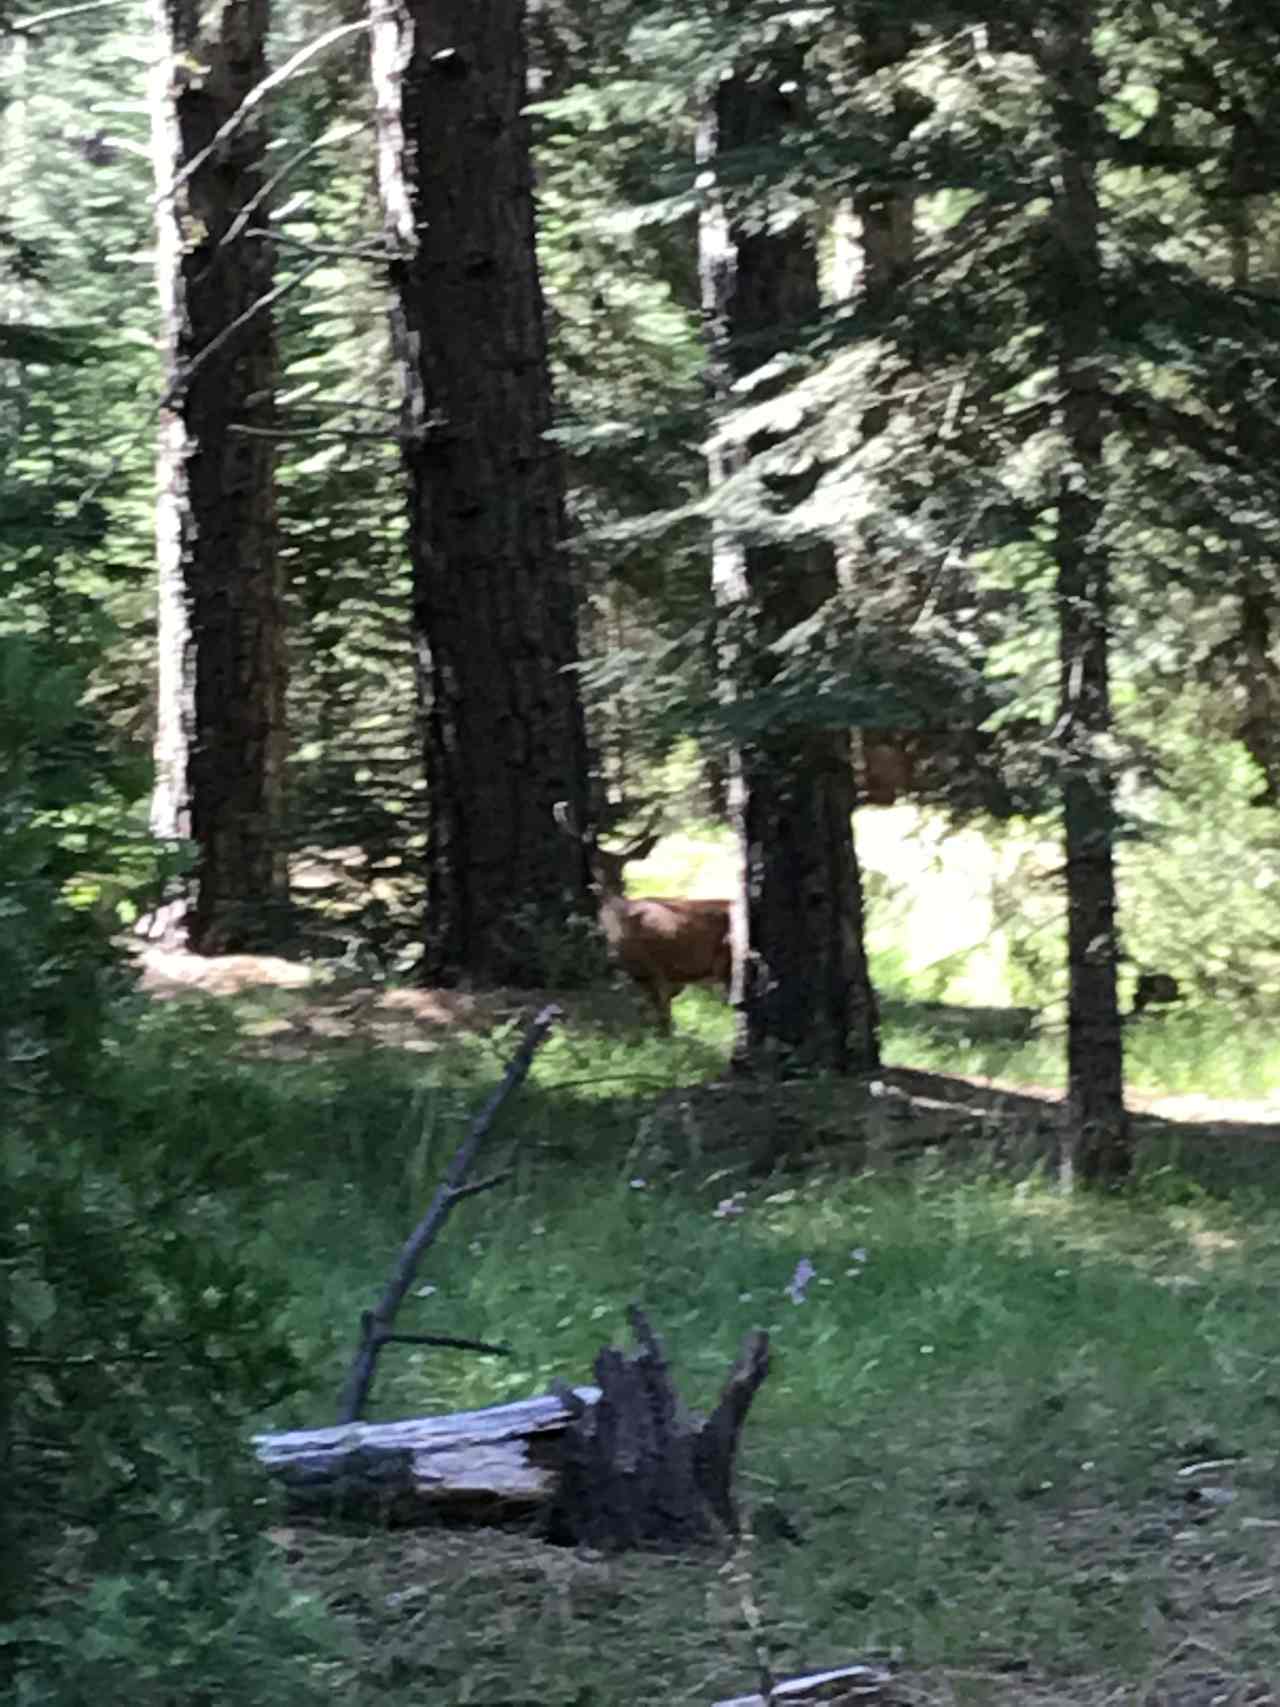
549 1307 770 1551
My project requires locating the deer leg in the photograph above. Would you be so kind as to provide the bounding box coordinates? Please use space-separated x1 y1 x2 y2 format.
645 976 673 1035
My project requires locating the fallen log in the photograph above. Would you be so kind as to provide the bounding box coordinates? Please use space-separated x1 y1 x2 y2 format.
255 1387 602 1522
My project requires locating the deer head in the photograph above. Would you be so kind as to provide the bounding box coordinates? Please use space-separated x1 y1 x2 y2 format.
553 800 662 896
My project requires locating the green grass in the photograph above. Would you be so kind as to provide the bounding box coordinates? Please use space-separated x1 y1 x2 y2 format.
51 985 1274 1707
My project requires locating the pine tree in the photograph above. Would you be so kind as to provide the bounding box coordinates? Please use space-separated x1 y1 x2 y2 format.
150 0 289 951
701 32 879 1074
1042 0 1128 1180
370 0 592 985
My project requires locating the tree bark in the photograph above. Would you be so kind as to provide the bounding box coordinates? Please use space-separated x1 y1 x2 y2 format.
150 0 289 952
370 0 593 987
1045 3 1129 1183
550 1312 769 1549
700 54 880 1075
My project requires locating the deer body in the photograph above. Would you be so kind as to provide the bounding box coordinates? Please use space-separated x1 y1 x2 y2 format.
556 803 731 1033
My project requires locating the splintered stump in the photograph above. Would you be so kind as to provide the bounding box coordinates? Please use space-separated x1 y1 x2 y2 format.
549 1309 770 1550
254 1310 769 1551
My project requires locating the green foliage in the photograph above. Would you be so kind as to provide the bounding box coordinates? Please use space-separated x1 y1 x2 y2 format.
3 1014 328 1701
0 630 325 1699
1119 696 1280 1009
0 635 141 1089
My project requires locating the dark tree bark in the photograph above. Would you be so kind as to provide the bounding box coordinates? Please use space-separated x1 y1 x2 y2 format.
371 0 593 986
149 0 289 952
1044 3 1129 1183
700 57 880 1075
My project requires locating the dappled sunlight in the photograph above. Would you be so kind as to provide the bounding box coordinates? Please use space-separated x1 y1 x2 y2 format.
992 1178 1266 1291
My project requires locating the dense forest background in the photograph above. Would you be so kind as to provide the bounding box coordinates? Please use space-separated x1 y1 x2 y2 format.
6 1 1280 1701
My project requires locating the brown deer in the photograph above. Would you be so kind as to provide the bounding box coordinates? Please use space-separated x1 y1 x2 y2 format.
554 802 732 1034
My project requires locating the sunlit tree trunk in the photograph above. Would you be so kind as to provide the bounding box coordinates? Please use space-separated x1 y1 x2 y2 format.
1045 2 1129 1182
149 0 288 951
370 0 592 985
700 55 879 1075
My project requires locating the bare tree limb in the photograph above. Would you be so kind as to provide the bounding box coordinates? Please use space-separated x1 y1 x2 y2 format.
227 423 402 443
243 228 393 264
12 0 131 33
177 256 325 390
222 123 370 247
336 1006 562 1424
151 20 371 211
71 258 323 520
380 1332 511 1355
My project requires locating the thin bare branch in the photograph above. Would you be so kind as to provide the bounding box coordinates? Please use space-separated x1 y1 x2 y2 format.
446 1171 513 1201
380 1332 511 1356
173 255 325 397
227 423 401 443
336 1006 562 1424
13 0 131 32
151 20 371 211
71 257 323 519
222 122 370 247
241 228 391 265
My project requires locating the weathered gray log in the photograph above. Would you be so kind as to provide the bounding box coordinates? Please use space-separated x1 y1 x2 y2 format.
255 1386 600 1521
548 1307 771 1550
712 1661 894 1707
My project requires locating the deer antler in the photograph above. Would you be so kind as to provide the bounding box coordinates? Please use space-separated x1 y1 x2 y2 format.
553 800 584 841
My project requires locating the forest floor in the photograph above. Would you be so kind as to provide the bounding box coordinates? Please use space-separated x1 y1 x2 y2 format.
133 944 1280 1707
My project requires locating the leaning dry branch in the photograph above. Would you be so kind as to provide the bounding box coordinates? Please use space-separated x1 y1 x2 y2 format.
335 1004 561 1424
12 0 130 32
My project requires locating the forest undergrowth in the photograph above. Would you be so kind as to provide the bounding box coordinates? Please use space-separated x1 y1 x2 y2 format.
15 960 1280 1707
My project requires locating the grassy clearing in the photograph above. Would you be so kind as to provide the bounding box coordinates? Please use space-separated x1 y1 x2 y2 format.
88 984 1280 1707
626 822 1280 1101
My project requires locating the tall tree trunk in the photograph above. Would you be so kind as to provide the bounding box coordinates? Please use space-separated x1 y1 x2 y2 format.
371 0 593 986
150 0 288 952
1045 3 1128 1183
700 59 879 1075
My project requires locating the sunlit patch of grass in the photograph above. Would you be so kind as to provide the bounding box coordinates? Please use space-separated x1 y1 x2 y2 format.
1124 1008 1280 1100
